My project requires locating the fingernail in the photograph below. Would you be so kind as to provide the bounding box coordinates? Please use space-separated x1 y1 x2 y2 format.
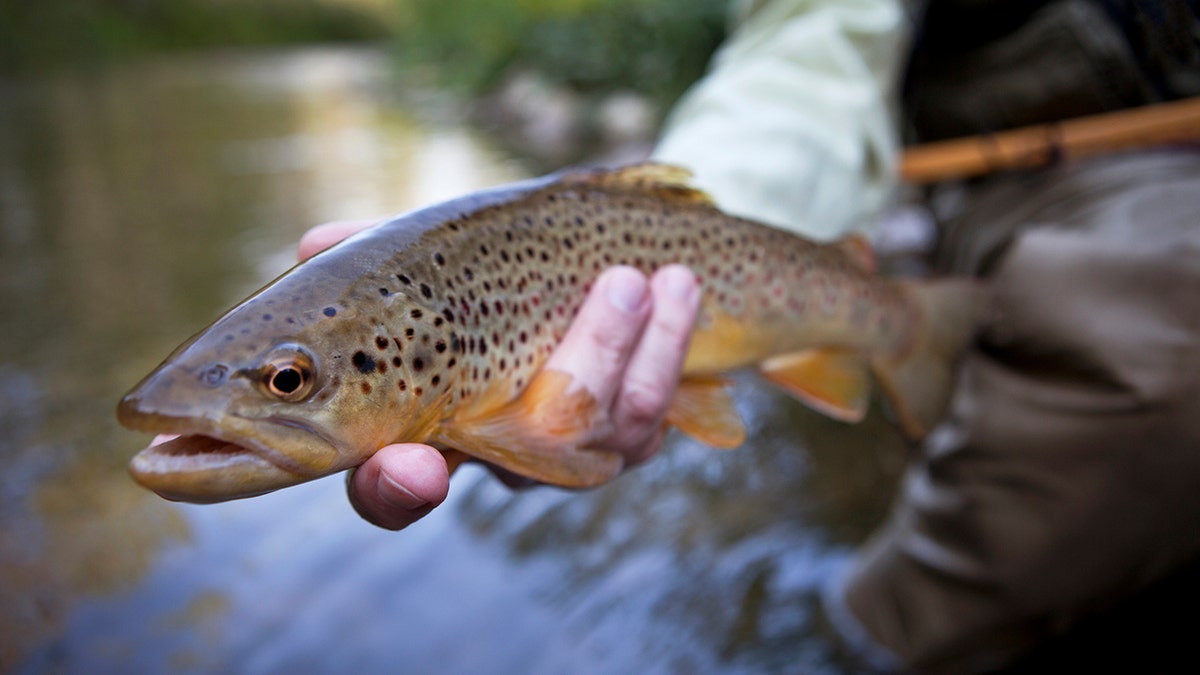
605 267 648 313
660 265 698 300
378 472 429 511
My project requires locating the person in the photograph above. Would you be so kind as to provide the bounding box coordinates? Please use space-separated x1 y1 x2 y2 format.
303 0 1200 671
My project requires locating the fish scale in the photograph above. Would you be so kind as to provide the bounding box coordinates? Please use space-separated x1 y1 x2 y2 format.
118 163 986 503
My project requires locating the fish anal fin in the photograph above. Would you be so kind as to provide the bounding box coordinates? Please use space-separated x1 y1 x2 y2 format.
760 349 870 423
437 369 623 488
834 233 877 273
565 163 714 206
666 376 746 448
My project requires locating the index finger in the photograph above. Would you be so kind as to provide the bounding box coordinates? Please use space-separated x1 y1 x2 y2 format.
298 220 378 261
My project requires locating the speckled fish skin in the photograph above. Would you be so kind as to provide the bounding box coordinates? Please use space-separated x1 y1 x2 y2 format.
118 163 984 503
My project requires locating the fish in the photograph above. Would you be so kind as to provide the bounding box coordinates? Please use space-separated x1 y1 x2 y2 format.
117 163 986 503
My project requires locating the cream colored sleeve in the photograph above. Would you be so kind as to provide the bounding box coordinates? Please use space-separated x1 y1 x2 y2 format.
652 0 908 240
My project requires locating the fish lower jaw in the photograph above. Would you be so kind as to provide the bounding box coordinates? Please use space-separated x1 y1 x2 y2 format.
120 409 330 503
126 433 306 503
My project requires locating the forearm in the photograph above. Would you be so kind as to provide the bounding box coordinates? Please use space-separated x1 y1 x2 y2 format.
653 0 908 241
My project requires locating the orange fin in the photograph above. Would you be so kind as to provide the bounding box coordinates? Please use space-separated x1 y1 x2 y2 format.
435 369 623 488
834 233 877 273
564 162 714 206
759 348 870 423
872 279 989 440
666 376 746 448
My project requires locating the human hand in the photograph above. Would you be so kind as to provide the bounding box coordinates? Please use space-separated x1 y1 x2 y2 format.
299 220 702 530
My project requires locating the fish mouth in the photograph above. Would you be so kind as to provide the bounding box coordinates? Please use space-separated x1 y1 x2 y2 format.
120 402 339 503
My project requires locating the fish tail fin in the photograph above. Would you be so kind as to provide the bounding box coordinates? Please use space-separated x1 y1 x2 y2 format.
871 279 989 440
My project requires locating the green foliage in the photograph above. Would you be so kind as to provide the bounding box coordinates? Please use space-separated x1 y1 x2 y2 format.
394 0 728 106
0 0 390 72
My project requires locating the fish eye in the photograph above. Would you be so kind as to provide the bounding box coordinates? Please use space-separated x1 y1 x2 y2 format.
260 347 316 401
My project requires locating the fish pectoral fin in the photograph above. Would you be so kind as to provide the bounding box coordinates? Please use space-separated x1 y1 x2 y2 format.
759 348 870 423
437 369 623 488
666 375 746 448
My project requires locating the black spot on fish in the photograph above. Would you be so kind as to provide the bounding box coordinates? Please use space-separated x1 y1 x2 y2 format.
375 336 389 350
397 274 411 285
379 288 390 296
352 351 375 374
420 284 432 299
411 309 423 320
412 357 425 371
262 314 272 321
323 307 337 317
442 308 455 324
434 252 445 266
435 340 447 353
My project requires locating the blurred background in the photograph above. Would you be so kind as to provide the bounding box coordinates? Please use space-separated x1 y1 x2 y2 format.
0 1 1193 673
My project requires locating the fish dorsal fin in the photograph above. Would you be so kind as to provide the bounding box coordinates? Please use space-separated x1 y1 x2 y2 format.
435 369 623 488
563 162 715 206
666 375 746 448
834 233 877 273
759 348 870 423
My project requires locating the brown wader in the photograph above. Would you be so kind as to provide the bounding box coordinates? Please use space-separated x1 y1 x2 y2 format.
826 149 1200 672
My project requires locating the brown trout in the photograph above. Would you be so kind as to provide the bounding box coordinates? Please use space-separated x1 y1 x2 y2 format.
118 164 985 502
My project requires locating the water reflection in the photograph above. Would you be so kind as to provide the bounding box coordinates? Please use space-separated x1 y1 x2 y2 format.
0 46 900 673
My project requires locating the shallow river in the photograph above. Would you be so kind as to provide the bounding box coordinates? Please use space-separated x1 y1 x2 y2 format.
0 46 910 673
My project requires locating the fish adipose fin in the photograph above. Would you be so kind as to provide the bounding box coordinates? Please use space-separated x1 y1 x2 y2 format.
872 279 989 439
436 369 623 488
666 375 746 448
834 233 877 273
759 348 871 423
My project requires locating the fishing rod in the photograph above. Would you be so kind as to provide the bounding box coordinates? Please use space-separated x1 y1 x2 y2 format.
900 96 1200 183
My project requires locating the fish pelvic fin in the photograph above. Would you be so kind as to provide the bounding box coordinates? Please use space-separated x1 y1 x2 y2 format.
665 375 746 448
563 162 715 206
436 369 623 488
759 348 871 423
872 279 990 440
